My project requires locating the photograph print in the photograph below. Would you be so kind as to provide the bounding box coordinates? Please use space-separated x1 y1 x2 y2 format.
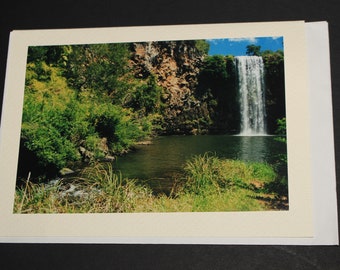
14 36 288 214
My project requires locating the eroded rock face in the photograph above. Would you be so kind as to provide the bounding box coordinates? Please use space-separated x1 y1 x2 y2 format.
130 41 210 134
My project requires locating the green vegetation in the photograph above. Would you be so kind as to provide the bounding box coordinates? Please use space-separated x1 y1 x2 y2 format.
184 153 276 194
275 117 286 140
261 49 285 133
19 44 164 179
14 154 287 213
246 44 261 56
274 117 288 166
14 163 153 213
194 40 210 55
197 54 239 132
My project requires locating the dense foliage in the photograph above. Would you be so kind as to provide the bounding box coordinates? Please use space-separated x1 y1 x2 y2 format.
19 45 161 179
194 40 210 55
261 49 285 133
246 44 261 56
197 54 238 132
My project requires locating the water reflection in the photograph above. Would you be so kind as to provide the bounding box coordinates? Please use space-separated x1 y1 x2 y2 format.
237 136 267 162
114 135 286 182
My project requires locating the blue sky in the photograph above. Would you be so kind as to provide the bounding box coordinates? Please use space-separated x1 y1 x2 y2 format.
207 36 283 56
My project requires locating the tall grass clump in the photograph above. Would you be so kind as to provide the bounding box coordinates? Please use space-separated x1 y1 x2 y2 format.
14 163 153 214
14 173 64 214
184 153 229 194
184 153 277 195
79 163 153 212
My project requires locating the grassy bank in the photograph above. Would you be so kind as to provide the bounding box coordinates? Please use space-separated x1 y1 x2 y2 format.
14 154 288 213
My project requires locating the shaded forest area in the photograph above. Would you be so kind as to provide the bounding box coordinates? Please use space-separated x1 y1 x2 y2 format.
17 41 285 181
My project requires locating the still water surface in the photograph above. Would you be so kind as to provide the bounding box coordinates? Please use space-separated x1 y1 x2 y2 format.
113 135 287 190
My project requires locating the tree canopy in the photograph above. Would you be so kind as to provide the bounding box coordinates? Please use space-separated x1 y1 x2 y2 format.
246 44 261 56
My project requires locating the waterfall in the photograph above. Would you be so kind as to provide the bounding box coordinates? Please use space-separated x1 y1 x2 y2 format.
235 56 266 135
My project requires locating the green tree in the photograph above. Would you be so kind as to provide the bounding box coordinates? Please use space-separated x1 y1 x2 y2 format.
246 44 261 56
199 55 228 83
194 40 210 55
27 46 70 66
65 43 130 96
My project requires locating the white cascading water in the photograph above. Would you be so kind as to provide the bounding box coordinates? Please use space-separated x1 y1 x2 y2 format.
235 56 266 135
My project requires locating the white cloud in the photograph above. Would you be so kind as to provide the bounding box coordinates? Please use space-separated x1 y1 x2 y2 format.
228 37 258 43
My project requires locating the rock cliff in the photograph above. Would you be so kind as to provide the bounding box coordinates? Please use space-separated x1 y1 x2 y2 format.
130 41 211 134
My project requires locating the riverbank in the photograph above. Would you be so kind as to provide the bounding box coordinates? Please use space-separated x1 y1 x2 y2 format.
14 154 288 213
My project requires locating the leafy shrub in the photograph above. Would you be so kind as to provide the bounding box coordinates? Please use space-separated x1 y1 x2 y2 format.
84 135 106 159
21 122 79 169
276 117 286 136
89 103 148 153
20 64 81 171
20 44 159 176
